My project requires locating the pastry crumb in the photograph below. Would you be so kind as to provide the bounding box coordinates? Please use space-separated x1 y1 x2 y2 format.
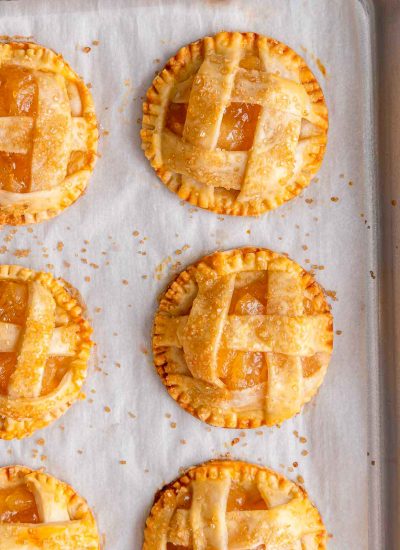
326 290 337 301
13 249 30 258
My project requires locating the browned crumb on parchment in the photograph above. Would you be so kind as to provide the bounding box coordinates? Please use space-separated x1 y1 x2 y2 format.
13 249 30 258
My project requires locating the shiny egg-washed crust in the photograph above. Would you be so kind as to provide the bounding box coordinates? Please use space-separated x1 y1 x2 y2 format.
141 31 328 216
0 42 98 226
153 248 333 429
0 265 93 439
143 460 327 549
0 465 100 549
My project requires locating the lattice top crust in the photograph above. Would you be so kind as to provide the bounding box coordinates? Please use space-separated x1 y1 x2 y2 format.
153 248 333 429
0 265 93 439
0 42 98 225
144 460 327 549
142 32 328 216
0 465 100 549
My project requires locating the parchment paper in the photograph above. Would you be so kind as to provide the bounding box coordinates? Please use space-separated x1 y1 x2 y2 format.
0 0 378 548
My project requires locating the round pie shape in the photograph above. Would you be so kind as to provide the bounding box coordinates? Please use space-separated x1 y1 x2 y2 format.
0 465 100 548
141 31 328 216
153 247 333 428
0 264 93 439
143 460 327 549
0 42 98 225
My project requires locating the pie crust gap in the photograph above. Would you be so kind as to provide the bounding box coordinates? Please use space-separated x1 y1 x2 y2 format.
141 31 328 216
0 264 93 439
0 465 100 549
143 460 327 549
152 247 333 429
0 41 98 225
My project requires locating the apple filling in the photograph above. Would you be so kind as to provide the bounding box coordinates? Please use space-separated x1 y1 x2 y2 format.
166 101 261 152
218 274 268 390
0 484 39 523
0 281 72 397
0 66 37 193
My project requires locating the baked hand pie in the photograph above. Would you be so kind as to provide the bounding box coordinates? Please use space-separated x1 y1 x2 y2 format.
0 465 100 549
143 460 327 549
0 42 98 225
141 32 328 216
153 248 333 428
0 265 93 439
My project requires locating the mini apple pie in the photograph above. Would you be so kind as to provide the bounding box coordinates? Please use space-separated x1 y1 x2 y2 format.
0 265 93 439
0 42 98 225
142 32 328 216
0 465 100 548
153 248 333 428
143 460 327 549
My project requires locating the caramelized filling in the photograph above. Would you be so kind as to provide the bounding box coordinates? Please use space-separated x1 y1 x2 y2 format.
302 355 321 378
0 485 39 523
218 275 268 390
227 482 268 511
165 101 261 151
218 103 261 151
167 545 190 550
40 357 71 395
229 273 268 313
0 353 16 395
0 280 70 395
0 281 28 324
0 66 37 193
0 66 37 117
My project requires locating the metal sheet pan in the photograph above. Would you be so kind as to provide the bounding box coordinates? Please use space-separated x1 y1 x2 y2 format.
0 0 397 548
374 1 400 548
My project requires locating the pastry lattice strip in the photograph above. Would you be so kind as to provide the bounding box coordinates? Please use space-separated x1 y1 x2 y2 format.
0 73 90 192
162 38 317 200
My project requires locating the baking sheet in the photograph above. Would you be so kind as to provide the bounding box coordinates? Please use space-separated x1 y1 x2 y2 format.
0 0 381 548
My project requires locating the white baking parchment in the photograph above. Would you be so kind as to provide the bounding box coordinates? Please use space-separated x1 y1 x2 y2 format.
0 0 379 548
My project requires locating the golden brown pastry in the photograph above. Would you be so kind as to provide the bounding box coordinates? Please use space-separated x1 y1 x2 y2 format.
0 42 98 225
153 248 333 428
142 31 328 216
0 265 93 439
143 460 327 549
0 465 100 549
